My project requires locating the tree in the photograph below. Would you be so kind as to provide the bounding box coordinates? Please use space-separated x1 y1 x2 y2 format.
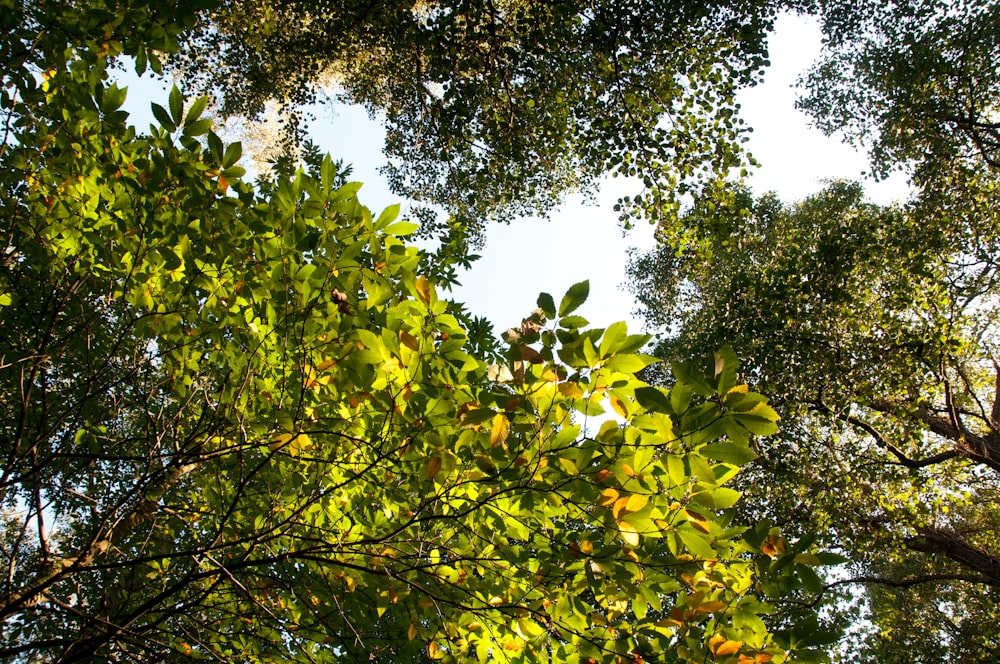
627 181 1000 661
799 0 1000 202
629 1 1000 656
0 2 826 661
167 0 789 243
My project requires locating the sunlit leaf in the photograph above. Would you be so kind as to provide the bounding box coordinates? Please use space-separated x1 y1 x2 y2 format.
490 413 510 445
415 275 433 303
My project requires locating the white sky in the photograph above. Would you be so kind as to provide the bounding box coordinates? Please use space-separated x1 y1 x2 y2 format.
121 12 911 338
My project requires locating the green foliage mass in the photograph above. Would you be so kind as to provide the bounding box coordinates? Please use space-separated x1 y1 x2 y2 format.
628 180 1000 661
0 1 831 662
630 1 1000 658
169 0 791 243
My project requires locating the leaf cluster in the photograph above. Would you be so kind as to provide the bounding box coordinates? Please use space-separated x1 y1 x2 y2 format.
168 0 790 243
0 3 834 662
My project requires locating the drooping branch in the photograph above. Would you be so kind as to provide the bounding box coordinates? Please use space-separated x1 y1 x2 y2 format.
809 401 961 469
826 572 1000 590
868 397 1000 473
779 571 1000 610
0 457 202 620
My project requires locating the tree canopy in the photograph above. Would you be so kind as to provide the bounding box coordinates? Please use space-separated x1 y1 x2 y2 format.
0 1 834 662
628 180 1000 660
7 0 1000 660
628 0 1000 658
167 0 790 242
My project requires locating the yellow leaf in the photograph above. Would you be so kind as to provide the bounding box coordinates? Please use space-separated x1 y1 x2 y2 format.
697 601 727 613
625 494 649 513
610 396 628 418
302 364 318 387
622 463 638 478
269 432 312 454
427 456 442 479
399 329 420 351
408 622 418 640
655 617 684 628
612 497 630 520
415 275 433 304
762 534 787 558
684 509 712 534
269 432 293 452
619 522 640 547
317 358 337 371
514 617 544 640
598 488 619 507
428 642 442 659
558 382 584 398
746 401 780 421
714 640 744 657
595 469 612 483
490 413 510 445
488 596 505 606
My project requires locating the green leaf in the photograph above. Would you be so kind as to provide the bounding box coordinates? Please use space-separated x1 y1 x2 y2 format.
733 413 780 436
558 280 589 316
182 118 213 137
713 344 738 395
677 524 717 559
672 360 715 398
635 386 671 413
559 315 589 329
207 132 225 163
100 84 127 113
168 84 183 125
184 95 210 127
375 204 402 229
222 141 243 168
537 292 556 318
599 321 627 357
700 442 758 466
150 103 175 132
605 353 656 373
814 552 850 566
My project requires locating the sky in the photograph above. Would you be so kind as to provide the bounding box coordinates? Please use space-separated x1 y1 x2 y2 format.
302 12 910 336
120 12 910 339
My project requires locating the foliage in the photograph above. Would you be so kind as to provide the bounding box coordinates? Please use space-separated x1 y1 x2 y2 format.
168 0 790 242
627 181 1000 661
0 2 830 662
800 0 1000 195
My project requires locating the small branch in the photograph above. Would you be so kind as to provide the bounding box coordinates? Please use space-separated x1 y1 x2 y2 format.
810 402 961 469
824 573 999 590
